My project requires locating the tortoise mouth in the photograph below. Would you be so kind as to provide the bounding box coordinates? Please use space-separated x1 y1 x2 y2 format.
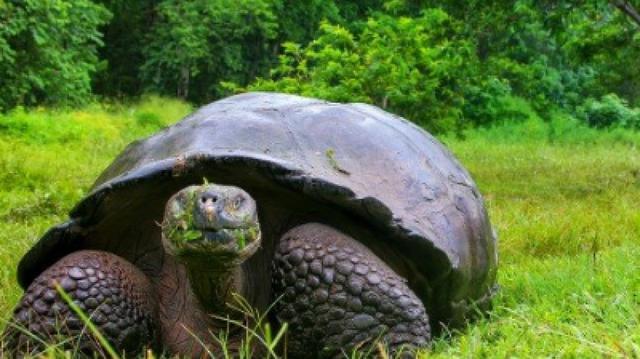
199 227 260 248
202 229 234 243
167 226 261 255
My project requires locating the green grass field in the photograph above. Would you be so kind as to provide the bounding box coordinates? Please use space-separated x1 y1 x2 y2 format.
0 98 638 357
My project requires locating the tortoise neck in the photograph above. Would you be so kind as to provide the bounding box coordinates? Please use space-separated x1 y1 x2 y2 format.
157 254 247 355
180 252 245 315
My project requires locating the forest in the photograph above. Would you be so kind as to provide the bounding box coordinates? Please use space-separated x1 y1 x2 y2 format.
0 0 639 358
1 0 640 133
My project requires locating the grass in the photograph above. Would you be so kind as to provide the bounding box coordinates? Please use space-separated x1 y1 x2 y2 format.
0 99 639 357
432 118 640 357
0 96 193 320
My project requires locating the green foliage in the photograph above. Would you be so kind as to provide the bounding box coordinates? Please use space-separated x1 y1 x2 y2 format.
4 0 640 125
0 0 111 110
426 0 640 118
461 78 535 126
235 0 640 132
563 2 640 106
140 0 280 101
92 0 157 97
137 0 369 103
95 0 352 101
272 1 342 44
246 10 475 133
577 93 640 129
479 2 578 111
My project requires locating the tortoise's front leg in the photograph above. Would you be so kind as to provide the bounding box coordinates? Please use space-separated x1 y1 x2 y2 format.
4 250 159 356
272 223 430 358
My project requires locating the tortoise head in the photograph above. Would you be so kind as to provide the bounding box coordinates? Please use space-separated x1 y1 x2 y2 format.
161 184 261 262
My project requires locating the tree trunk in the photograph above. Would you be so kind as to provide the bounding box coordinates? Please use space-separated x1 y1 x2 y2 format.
612 0 640 26
178 66 189 99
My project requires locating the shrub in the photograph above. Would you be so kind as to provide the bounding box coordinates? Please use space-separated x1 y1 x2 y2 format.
244 9 476 133
0 0 111 110
577 94 640 129
462 78 538 126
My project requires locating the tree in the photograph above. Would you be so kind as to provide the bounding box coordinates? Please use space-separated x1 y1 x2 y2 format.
0 0 111 110
241 0 640 131
247 9 476 133
92 0 157 97
94 0 381 101
139 0 282 101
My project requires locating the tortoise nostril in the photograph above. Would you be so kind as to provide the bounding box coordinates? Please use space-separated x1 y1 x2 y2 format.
200 193 218 204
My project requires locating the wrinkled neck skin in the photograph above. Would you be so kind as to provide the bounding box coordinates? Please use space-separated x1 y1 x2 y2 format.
156 253 247 357
165 238 247 316
159 229 260 322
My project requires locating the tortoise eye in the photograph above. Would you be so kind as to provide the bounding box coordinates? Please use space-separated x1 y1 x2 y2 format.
233 196 245 209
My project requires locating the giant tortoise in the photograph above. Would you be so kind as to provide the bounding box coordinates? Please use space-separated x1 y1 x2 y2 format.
4 92 498 357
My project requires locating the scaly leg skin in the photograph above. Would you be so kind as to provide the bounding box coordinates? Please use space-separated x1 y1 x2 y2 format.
4 250 159 356
272 223 431 358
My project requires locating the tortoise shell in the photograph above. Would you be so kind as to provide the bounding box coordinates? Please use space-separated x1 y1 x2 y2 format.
17 92 497 328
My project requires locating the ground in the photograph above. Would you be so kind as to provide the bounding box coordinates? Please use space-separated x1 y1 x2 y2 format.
0 99 638 357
